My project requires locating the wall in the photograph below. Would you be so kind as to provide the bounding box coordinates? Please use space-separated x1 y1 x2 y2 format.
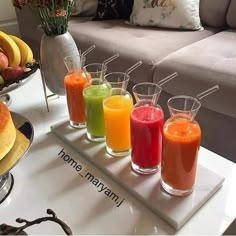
0 0 20 36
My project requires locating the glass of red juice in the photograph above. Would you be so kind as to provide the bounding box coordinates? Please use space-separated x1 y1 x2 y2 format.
131 82 164 175
161 96 201 196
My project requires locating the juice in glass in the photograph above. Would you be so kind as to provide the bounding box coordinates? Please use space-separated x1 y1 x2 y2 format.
131 82 163 174
131 105 164 174
161 117 201 195
83 81 111 142
64 71 89 128
161 95 202 196
103 94 133 156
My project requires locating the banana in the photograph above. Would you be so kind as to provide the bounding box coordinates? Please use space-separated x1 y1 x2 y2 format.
0 31 21 66
9 35 34 66
25 44 34 64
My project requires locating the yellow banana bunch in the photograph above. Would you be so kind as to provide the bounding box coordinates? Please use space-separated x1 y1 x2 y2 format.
9 35 34 66
0 31 34 67
0 31 21 66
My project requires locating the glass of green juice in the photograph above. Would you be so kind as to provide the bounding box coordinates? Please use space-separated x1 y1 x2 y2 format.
83 63 111 142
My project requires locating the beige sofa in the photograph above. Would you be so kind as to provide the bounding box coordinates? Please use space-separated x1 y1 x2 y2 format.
16 0 236 162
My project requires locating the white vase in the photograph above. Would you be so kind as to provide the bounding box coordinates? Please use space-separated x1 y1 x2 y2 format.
40 32 79 95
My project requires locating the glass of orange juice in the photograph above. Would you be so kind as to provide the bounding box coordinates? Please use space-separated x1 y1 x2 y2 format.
64 54 89 128
103 72 133 157
161 95 201 196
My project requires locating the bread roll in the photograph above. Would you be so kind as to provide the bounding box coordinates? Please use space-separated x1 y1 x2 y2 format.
0 101 16 160
0 129 29 175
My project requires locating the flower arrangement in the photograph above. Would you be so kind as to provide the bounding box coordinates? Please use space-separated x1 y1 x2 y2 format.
12 0 74 36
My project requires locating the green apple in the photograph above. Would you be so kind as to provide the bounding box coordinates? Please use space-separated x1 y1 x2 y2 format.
0 75 4 85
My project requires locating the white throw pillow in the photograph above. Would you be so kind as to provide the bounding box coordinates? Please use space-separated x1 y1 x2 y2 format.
71 0 98 17
130 0 202 30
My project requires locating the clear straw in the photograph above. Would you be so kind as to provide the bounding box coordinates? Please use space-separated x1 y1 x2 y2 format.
158 72 178 87
196 85 219 100
125 61 143 75
82 45 96 57
190 85 220 112
103 53 120 65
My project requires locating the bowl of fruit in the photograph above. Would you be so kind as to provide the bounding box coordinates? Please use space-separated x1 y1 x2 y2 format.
0 31 38 100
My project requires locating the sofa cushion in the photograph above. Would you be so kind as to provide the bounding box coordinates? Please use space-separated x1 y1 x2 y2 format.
153 30 236 119
93 0 134 20
227 0 236 28
71 0 98 17
68 18 220 84
129 0 202 30
199 0 231 28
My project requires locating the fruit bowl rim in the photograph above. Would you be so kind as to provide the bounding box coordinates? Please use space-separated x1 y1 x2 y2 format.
0 62 39 96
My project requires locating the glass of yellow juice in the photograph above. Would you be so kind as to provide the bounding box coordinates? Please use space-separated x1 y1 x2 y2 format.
103 72 133 157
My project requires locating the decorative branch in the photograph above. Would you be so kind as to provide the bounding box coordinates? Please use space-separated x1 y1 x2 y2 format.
0 209 72 235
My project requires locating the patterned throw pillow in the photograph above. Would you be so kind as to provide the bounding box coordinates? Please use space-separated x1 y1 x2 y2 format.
129 0 202 30
93 0 134 20
71 0 98 17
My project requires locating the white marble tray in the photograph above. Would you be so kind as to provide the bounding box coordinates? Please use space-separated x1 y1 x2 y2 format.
51 120 225 230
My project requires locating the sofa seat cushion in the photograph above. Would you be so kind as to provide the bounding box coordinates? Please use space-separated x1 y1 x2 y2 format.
68 18 220 83
153 30 236 119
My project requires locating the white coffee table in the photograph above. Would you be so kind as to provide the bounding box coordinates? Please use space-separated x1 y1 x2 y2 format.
0 70 235 235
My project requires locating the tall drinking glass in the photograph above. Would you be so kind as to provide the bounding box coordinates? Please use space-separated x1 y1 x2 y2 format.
64 54 88 128
161 96 201 196
131 83 164 174
83 63 110 142
103 72 133 157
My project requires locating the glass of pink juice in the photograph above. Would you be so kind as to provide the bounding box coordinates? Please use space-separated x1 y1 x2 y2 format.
131 82 163 174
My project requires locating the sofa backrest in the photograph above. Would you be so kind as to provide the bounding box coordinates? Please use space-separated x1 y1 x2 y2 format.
227 0 236 28
15 7 43 59
200 0 231 28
